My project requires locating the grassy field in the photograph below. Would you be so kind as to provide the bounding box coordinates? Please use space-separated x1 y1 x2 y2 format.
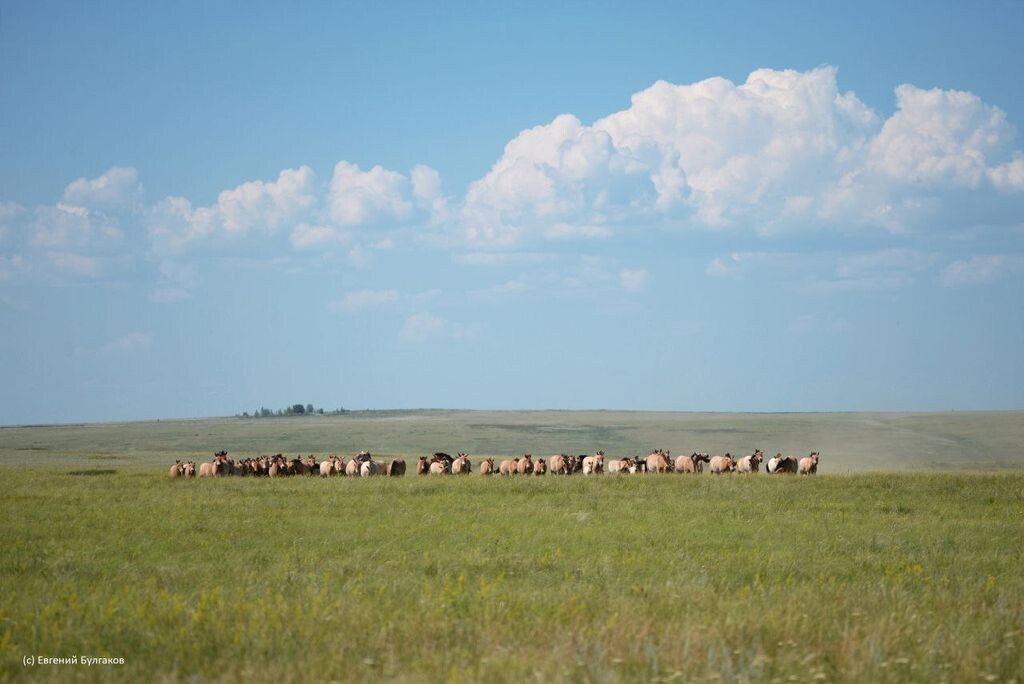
2 409 1024 471
1 411 1023 682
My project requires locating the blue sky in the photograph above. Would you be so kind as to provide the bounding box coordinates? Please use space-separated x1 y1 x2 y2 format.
2 1 1023 423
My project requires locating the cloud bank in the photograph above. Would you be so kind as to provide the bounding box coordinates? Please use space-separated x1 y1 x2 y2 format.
2 66 1023 289
461 66 1024 244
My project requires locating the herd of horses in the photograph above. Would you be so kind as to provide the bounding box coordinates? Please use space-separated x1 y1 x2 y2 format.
168 449 821 478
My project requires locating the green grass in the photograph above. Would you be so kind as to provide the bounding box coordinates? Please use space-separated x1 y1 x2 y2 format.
1 411 1023 681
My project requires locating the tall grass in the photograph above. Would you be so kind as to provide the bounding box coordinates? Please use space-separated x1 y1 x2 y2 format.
2 469 1022 681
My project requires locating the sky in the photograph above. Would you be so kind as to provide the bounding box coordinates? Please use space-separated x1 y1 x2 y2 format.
2 0 1024 423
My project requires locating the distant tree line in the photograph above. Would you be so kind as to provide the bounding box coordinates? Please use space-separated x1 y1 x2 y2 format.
237 404 348 418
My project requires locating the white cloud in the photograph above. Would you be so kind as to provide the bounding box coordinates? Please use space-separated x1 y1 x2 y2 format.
328 161 413 226
61 166 142 209
329 289 399 312
148 167 317 255
459 66 1024 245
411 164 442 202
146 196 212 256
290 223 351 250
28 203 121 250
867 86 1018 188
989 156 1024 191
23 169 135 257
462 113 658 245
143 162 443 257
218 166 317 235
6 161 438 285
411 164 449 222
619 268 650 292
0 173 129 281
940 255 1012 286
6 66 1024 300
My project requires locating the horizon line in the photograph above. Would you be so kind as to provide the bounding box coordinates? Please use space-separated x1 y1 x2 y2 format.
3 406 1022 430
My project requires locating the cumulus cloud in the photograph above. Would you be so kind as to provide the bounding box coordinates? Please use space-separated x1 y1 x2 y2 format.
84 69 1024 264
0 167 141 281
329 289 399 312
144 162 443 257
459 66 1024 245
867 86 1019 188
290 223 351 250
1 168 147 285
217 166 317 234
988 156 1024 191
147 166 317 255
2 168 136 272
61 166 142 210
463 113 658 245
146 196 210 256
328 162 413 226
29 203 121 249
6 66 1024 300
327 161 446 227
410 164 449 222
